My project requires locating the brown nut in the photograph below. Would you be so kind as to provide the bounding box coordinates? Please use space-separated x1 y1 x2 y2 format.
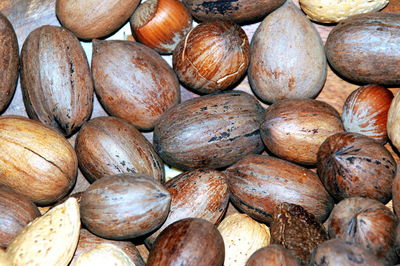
131 0 192 54
92 40 180 130
260 99 344 165
145 169 229 248
56 0 140 40
21 25 94 136
0 12 18 114
246 245 300 266
328 197 398 265
342 85 393 144
182 0 286 24
0 116 77 205
317 132 396 203
309 239 384 266
225 155 334 224
0 185 40 248
153 90 265 170
75 116 164 183
80 173 171 240
326 12 400 85
270 203 328 265
393 169 400 217
248 1 326 104
147 218 225 266
173 20 249 94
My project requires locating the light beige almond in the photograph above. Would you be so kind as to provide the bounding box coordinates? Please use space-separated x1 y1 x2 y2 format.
299 0 389 23
218 213 270 266
0 249 9 266
388 91 400 152
7 198 80 266
72 243 135 266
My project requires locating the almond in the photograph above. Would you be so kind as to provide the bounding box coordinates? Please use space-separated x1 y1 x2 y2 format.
7 198 80 266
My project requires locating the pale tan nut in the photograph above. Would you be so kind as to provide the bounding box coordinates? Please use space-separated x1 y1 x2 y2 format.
299 0 389 23
218 213 270 266
388 90 400 152
71 243 136 266
0 249 9 266
7 198 80 266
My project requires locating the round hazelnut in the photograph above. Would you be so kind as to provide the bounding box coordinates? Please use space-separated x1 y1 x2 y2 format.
131 0 192 54
173 20 249 94
342 85 393 144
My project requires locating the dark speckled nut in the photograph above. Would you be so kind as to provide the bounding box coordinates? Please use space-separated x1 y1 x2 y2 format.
153 90 265 170
182 0 286 24
75 116 165 183
310 239 384 266
317 132 396 203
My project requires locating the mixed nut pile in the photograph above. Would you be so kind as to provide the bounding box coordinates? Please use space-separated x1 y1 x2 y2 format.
1 0 400 265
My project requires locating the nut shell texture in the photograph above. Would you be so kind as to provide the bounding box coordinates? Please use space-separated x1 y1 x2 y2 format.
260 99 344 165
328 197 398 264
0 13 18 114
325 12 400 85
80 174 171 240
183 0 286 24
7 198 80 266
92 40 180 130
56 0 140 39
342 85 393 144
147 218 225 266
300 0 389 23
75 116 164 183
248 1 326 103
317 132 396 203
145 169 229 247
153 91 265 170
21 25 94 136
173 20 249 94
131 0 193 54
225 155 334 224
0 116 77 205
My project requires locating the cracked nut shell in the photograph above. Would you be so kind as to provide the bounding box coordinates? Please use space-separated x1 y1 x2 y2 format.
0 116 77 205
